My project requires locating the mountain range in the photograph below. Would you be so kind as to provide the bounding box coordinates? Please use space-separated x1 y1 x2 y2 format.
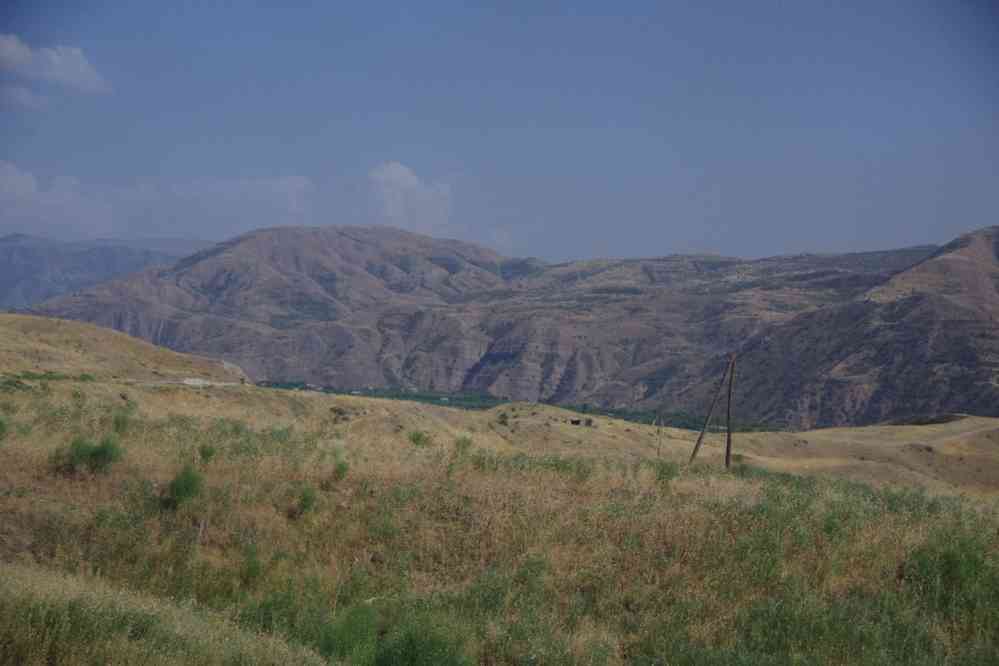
29 224 999 428
0 234 211 309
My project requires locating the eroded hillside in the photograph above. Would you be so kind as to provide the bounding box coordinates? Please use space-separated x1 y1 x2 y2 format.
32 225 999 426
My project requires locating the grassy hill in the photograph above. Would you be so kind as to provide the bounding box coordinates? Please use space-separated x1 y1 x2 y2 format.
1 315 998 664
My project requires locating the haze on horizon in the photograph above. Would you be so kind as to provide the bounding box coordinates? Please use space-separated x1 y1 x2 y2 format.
1 2 996 261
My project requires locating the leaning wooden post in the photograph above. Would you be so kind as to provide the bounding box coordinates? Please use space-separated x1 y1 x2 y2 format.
656 413 663 459
724 353 737 469
688 355 734 465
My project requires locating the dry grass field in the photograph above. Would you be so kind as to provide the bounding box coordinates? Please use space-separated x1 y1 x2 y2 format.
1 315 998 664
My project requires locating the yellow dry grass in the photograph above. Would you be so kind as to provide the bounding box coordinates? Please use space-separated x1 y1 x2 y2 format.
0 313 244 383
1 315 998 663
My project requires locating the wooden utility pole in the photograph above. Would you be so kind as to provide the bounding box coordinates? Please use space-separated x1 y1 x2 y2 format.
724 354 737 469
656 413 663 459
688 355 735 465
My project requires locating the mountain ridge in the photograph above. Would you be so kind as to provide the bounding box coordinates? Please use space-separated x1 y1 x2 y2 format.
0 234 194 309
32 224 998 427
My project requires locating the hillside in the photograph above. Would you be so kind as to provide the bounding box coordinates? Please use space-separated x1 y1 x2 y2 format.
33 224 998 426
0 314 245 384
0 234 194 309
1 316 997 664
731 226 999 428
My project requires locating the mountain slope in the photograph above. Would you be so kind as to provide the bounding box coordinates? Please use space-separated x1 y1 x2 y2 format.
32 223 992 427
730 226 999 427
0 234 186 309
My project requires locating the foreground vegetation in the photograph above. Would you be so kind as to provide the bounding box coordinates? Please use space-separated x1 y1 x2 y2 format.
1 378 997 664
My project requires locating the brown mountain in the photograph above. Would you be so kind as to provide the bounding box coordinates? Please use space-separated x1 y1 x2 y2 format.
33 224 999 427
730 226 999 428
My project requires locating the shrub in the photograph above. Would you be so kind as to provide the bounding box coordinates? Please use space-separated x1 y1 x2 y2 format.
408 431 431 448
198 443 217 464
454 436 473 456
50 435 123 475
112 408 132 435
374 612 471 666
496 412 510 427
268 425 294 443
903 526 999 620
162 464 203 510
648 459 679 484
88 435 124 473
240 545 264 588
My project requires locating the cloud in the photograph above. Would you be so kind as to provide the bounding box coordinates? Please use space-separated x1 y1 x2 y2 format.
0 84 47 110
0 160 472 247
0 161 315 240
0 33 109 94
369 161 452 234
0 161 114 237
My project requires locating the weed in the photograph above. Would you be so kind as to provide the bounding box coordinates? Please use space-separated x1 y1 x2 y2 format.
333 458 350 481
289 485 318 520
0 377 30 393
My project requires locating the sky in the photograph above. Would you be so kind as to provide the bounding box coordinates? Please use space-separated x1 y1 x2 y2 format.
0 1 996 260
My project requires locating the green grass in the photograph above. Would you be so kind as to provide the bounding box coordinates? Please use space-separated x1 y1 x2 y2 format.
4 388 998 664
0 562 326 666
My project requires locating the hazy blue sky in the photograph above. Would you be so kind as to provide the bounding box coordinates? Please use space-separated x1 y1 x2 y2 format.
1 1 996 259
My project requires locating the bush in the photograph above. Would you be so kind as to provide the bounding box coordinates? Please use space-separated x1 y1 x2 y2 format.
904 526 999 620
408 431 431 448
289 485 318 520
50 435 123 475
162 464 203 510
111 407 133 435
648 459 679 484
374 612 471 666
333 459 350 481
454 436 473 456
198 443 217 464
88 436 124 473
